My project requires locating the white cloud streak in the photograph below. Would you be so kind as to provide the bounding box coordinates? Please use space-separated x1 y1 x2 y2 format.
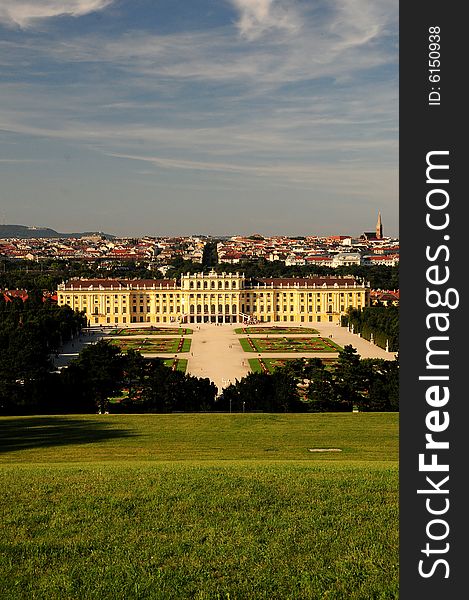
230 0 300 40
0 1 114 28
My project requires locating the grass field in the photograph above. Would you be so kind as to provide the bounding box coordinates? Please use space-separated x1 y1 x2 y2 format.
108 337 191 354
0 414 398 599
239 336 342 353
163 358 188 373
249 357 337 374
234 327 319 335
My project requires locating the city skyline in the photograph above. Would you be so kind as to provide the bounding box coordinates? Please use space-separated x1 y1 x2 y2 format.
0 0 398 237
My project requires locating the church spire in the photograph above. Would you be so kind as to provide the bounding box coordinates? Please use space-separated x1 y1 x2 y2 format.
376 211 383 239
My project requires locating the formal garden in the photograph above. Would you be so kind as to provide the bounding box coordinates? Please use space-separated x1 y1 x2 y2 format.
108 327 192 336
239 336 342 353
108 337 191 354
235 326 319 335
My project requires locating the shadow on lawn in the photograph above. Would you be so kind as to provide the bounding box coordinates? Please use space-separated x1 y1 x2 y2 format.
0 417 136 454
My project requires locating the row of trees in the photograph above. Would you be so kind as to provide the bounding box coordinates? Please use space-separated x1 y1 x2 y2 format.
56 342 398 414
341 306 399 351
218 346 399 413
60 342 217 414
1 257 399 293
166 258 399 291
0 293 86 413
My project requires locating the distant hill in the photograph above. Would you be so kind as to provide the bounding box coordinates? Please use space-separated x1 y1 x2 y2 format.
0 224 115 240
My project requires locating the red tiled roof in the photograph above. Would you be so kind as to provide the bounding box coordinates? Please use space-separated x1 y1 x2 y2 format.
63 279 178 290
252 276 361 287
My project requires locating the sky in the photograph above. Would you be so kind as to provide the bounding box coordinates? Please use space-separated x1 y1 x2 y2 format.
0 0 398 238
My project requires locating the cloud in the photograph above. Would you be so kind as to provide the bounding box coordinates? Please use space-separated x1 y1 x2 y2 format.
231 0 300 40
105 151 396 194
0 0 114 28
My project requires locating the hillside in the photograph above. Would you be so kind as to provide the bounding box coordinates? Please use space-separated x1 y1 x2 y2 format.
0 224 114 239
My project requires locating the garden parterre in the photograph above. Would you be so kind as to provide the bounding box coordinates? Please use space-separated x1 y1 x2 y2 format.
108 337 191 354
108 327 192 336
240 336 342 353
235 326 319 335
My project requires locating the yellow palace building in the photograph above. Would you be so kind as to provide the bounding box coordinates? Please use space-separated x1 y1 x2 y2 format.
57 271 369 326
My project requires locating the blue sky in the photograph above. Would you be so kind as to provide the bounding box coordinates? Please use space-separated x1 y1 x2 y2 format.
0 0 398 237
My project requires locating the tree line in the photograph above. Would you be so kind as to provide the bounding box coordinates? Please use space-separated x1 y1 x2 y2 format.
167 258 399 291
1 257 399 293
341 306 399 352
0 293 86 413
218 346 398 413
61 342 217 415
61 342 398 415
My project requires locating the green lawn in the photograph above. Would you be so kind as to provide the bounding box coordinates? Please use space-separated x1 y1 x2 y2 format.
163 358 188 373
0 414 398 599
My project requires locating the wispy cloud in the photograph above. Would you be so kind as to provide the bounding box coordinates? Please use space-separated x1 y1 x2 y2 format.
0 0 114 28
106 151 396 194
230 0 300 40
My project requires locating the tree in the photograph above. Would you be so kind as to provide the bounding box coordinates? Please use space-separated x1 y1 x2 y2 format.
216 371 301 412
305 361 338 412
361 358 399 411
123 349 148 404
334 345 364 410
72 340 124 413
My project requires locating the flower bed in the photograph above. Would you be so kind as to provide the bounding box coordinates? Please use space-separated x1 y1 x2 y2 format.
235 326 319 335
108 327 192 336
239 337 342 353
109 337 191 354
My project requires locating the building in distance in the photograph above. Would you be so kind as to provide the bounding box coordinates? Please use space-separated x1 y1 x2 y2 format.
57 271 369 326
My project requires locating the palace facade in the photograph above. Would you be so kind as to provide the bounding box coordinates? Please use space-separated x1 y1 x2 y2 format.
57 271 370 325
